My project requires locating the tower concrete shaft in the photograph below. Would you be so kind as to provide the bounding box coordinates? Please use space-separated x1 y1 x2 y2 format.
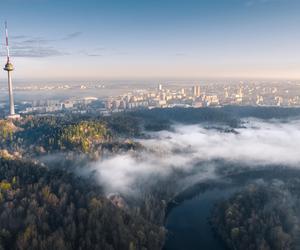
5 65 15 115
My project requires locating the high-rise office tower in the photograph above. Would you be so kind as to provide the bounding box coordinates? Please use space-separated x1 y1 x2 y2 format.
192 85 201 97
158 83 163 91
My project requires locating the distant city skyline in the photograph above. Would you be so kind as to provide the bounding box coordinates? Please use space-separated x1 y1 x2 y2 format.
0 0 300 80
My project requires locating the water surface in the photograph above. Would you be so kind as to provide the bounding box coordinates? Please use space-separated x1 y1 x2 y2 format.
164 187 237 250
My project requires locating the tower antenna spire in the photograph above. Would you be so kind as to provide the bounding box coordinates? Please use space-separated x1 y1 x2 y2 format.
5 21 10 63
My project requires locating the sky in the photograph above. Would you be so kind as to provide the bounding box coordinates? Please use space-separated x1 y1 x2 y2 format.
0 0 299 80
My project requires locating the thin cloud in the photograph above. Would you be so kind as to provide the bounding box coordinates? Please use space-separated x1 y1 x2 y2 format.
87 53 103 57
10 35 28 40
12 47 66 57
3 31 82 58
245 0 284 7
22 38 53 45
61 32 82 40
1 44 66 57
78 47 119 57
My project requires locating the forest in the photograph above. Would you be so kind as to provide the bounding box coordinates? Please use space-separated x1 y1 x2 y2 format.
210 180 300 250
0 158 165 250
0 107 300 249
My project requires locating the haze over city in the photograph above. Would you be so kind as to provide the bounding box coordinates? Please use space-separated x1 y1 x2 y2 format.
1 0 300 80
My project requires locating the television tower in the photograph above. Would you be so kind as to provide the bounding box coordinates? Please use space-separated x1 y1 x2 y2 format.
4 22 19 119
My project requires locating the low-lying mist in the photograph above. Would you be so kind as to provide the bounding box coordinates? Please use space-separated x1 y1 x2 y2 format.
89 118 300 196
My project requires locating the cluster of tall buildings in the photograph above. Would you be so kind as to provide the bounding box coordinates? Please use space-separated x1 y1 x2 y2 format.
104 83 218 112
12 80 300 116
103 81 300 113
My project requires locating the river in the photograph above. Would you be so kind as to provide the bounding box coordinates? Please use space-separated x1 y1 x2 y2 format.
163 167 300 250
164 187 237 250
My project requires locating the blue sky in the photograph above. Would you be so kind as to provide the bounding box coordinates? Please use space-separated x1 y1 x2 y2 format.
0 0 299 80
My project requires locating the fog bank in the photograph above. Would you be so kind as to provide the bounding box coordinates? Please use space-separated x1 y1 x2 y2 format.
90 119 300 195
